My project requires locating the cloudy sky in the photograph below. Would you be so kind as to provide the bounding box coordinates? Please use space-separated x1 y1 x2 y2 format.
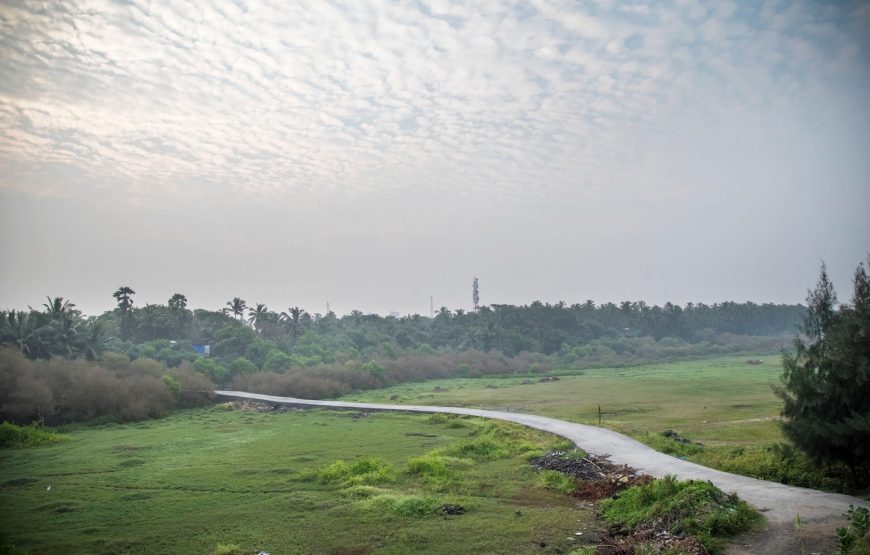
1 0 868 317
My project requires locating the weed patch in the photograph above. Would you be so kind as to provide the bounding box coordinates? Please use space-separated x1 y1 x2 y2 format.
0 422 68 449
406 454 451 479
635 431 704 458
691 443 842 491
598 475 761 553
537 469 574 495
837 505 870 555
213 542 244 555
314 457 395 486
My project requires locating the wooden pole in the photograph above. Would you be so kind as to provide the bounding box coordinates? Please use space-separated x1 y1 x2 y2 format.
598 405 601 425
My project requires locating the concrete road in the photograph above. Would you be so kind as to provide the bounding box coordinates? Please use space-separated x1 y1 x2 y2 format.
215 390 869 526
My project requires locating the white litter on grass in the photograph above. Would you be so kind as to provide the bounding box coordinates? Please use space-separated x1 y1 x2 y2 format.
46 485 51 491
575 532 583 535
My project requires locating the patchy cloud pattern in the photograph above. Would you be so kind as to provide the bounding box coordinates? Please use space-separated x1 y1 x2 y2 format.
1 0 867 203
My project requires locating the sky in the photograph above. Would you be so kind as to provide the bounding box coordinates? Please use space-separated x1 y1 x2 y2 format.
1 0 868 317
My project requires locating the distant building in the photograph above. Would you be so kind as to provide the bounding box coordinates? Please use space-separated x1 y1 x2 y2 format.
192 341 211 357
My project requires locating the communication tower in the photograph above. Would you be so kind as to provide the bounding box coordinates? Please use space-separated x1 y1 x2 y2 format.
473 277 479 310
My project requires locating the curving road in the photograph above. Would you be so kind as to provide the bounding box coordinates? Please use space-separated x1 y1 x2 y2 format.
215 390 868 527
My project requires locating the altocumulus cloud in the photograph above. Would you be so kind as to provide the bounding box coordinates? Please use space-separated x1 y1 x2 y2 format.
0 0 867 204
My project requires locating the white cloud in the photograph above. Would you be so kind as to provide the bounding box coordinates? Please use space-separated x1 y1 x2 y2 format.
0 0 866 210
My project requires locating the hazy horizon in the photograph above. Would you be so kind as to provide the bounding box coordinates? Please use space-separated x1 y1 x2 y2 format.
2 0 868 317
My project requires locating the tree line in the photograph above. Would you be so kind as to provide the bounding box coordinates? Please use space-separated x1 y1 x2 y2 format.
0 288 804 424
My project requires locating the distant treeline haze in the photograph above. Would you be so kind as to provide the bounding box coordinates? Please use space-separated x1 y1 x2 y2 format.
0 291 803 423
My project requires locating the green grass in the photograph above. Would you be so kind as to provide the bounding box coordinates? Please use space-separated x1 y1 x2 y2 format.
0 407 594 554
340 356 845 488
343 356 786 444
598 475 762 554
0 422 68 449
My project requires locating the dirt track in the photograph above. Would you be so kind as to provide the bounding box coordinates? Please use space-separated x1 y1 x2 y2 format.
215 390 869 552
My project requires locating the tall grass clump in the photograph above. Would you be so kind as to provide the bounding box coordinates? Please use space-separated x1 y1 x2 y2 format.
314 457 394 485
537 469 574 495
0 422 67 448
598 475 761 553
406 454 452 479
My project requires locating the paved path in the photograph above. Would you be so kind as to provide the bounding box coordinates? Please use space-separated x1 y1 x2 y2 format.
215 390 868 526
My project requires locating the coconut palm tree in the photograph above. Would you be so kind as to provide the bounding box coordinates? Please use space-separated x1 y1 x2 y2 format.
0 310 42 358
76 319 111 361
281 306 306 339
226 297 246 321
248 303 269 330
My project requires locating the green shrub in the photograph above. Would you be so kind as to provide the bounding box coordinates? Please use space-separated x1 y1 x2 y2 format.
837 505 870 555
316 457 394 485
0 422 68 448
161 374 181 399
599 475 761 553
406 454 451 479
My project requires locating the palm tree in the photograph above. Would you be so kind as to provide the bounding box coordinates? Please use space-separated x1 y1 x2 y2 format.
113 286 136 339
0 310 41 358
226 297 246 321
248 303 269 330
76 319 110 361
281 306 306 339
42 297 77 319
113 286 135 313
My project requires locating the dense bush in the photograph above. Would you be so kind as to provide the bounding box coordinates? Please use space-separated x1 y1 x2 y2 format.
0 348 214 425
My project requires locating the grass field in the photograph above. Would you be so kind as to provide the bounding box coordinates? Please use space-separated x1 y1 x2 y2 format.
0 407 594 554
339 355 838 489
342 355 786 447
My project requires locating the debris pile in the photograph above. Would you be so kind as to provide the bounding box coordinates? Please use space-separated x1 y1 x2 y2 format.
439 503 466 516
227 400 293 413
595 525 709 555
531 451 650 494
661 429 702 446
